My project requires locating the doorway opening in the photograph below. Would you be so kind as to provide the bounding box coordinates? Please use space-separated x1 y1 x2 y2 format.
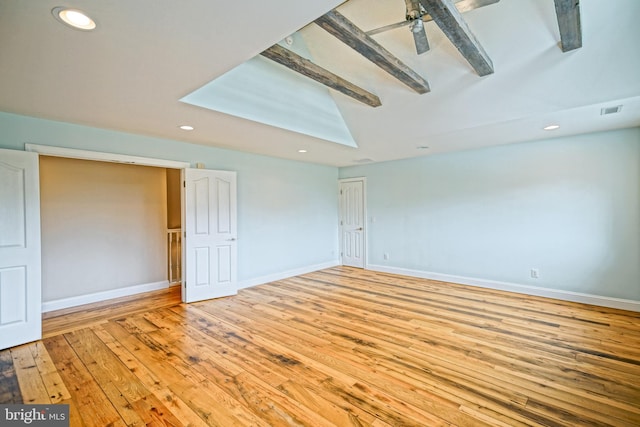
38 156 183 311
166 168 182 284
25 143 239 313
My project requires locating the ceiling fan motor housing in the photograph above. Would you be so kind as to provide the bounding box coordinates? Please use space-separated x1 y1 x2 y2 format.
405 0 424 20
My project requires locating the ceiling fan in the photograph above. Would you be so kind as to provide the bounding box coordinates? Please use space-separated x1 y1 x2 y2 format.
366 0 500 55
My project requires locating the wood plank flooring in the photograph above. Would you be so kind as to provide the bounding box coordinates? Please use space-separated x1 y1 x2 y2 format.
41 285 183 338
2 266 640 426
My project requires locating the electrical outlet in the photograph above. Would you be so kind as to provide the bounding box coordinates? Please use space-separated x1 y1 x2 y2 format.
383 253 389 260
530 268 539 279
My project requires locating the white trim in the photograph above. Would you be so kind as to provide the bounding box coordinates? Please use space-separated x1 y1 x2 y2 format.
25 143 190 169
237 260 340 290
42 280 169 313
27 144 189 309
367 264 640 312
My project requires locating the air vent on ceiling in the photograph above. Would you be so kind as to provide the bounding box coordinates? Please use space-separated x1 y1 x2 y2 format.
600 105 623 115
353 158 373 164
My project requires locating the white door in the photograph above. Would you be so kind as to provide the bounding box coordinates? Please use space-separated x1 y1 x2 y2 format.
339 179 365 268
0 149 42 350
182 168 237 303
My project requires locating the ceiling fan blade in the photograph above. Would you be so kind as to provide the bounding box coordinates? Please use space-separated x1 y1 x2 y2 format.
366 0 499 36
411 21 430 54
366 20 412 36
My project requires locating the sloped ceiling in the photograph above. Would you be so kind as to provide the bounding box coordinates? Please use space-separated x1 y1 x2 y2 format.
0 0 638 166
180 34 359 148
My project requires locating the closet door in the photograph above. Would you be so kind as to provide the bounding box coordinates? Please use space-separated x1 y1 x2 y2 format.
182 168 237 303
0 149 41 350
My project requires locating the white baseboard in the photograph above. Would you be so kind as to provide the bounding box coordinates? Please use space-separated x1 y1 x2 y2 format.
367 264 640 312
42 261 341 312
238 260 340 290
42 280 170 313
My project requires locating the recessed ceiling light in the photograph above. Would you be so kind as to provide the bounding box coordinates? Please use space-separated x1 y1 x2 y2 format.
543 124 560 131
52 7 96 31
298 149 307 153
179 125 194 131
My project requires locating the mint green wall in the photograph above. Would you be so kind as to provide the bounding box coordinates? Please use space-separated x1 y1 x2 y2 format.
2 111 638 302
0 111 339 285
340 128 640 300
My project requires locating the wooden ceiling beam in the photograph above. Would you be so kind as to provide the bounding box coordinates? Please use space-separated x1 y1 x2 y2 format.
314 10 431 94
260 43 382 108
553 0 582 52
419 0 494 76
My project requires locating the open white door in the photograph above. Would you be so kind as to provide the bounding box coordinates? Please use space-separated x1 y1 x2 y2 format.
339 178 365 268
0 149 41 350
182 168 237 303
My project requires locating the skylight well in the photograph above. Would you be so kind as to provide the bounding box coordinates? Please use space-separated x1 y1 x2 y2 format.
180 33 357 148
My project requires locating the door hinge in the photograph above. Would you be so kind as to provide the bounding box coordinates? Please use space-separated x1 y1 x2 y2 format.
340 220 343 226
183 181 186 187
340 189 343 195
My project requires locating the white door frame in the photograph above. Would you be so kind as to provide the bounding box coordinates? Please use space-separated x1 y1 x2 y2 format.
25 144 191 303
26 144 190 169
339 177 367 268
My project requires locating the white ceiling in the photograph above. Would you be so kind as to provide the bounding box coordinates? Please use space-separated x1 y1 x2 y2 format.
0 0 639 167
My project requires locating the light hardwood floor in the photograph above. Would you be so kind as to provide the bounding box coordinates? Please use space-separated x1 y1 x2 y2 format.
2 267 640 426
